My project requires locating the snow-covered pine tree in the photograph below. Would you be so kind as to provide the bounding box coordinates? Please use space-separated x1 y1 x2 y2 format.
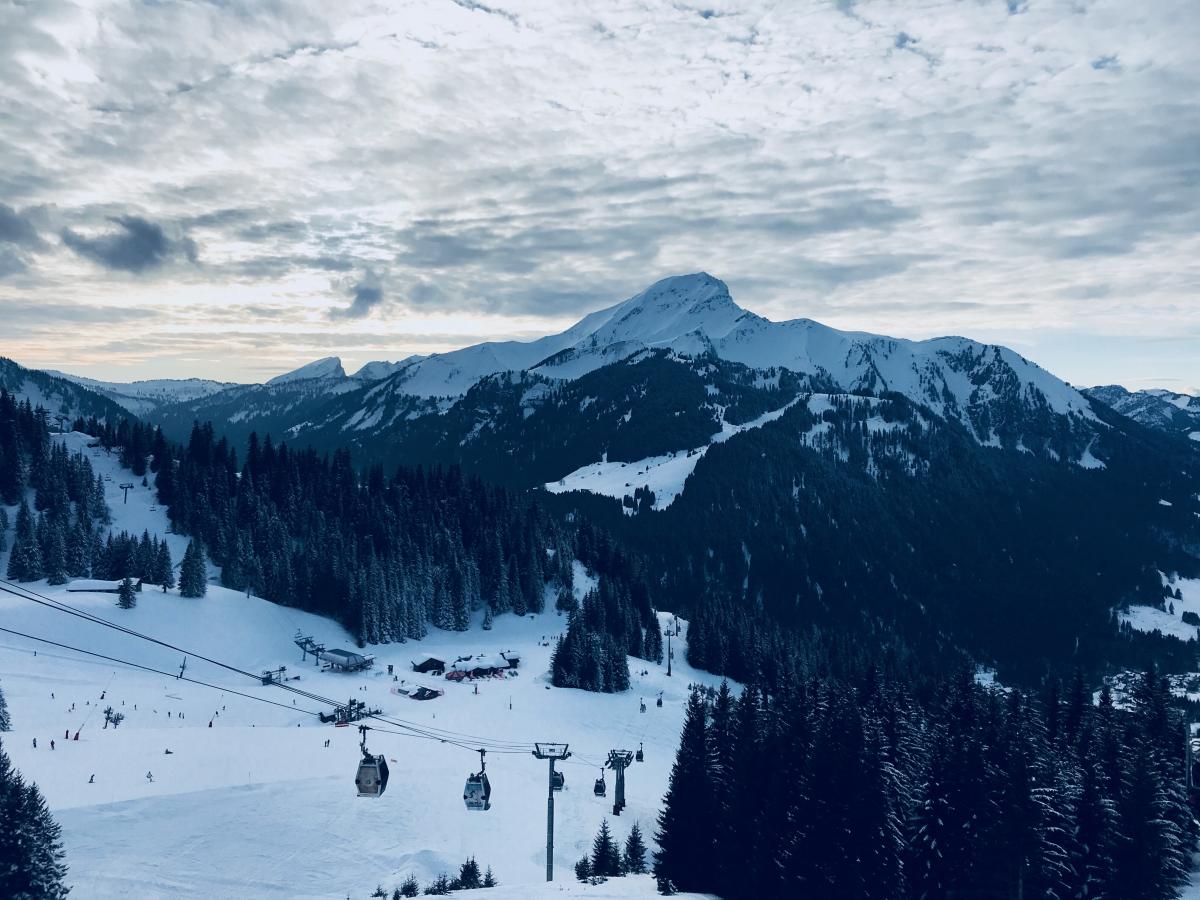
154 540 174 590
117 576 137 609
0 682 10 731
6 500 43 581
0 741 70 899
179 539 207 597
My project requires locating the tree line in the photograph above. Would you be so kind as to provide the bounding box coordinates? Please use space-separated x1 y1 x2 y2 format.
654 668 1196 900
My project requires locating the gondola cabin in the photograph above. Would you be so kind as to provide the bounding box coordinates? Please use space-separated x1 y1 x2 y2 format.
464 772 491 810
464 750 491 811
356 753 389 798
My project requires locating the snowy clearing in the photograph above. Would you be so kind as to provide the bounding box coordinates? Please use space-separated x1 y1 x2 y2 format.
1118 575 1200 641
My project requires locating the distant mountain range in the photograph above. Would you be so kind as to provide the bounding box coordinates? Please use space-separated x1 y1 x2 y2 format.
1083 384 1200 442
5 273 1198 678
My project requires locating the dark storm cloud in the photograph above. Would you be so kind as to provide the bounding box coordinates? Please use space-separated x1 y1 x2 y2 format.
62 216 196 273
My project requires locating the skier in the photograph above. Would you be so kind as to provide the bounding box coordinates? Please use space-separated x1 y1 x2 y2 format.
32 738 37 749
101 691 106 700
146 771 154 783
88 775 94 784
208 720 212 728
65 729 69 740
50 740 55 750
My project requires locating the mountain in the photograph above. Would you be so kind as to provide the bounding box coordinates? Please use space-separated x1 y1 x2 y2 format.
264 355 347 385
118 274 1200 680
47 371 241 415
150 273 1104 470
374 273 1096 439
0 356 133 423
1085 384 1200 442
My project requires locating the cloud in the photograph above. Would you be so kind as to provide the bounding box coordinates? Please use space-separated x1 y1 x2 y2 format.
62 215 197 273
0 204 44 248
330 272 386 319
0 0 1195 389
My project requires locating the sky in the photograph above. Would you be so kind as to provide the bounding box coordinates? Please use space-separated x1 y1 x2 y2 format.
0 0 1196 392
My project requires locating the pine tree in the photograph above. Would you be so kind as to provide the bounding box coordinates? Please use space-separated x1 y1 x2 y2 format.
0 683 10 731
623 820 648 874
154 540 175 591
42 514 68 585
0 741 70 899
399 874 420 897
654 690 714 892
6 500 43 582
452 857 481 890
117 576 137 609
179 540 207 597
574 856 593 882
481 866 497 887
591 818 622 877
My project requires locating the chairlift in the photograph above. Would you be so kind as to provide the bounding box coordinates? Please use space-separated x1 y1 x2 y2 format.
636 742 644 763
354 726 389 798
594 769 607 797
551 770 566 792
464 749 491 811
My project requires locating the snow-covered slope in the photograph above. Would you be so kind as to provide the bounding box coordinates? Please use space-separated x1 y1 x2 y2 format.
266 356 348 385
1085 384 1200 441
46 372 241 415
360 273 1097 443
0 432 721 900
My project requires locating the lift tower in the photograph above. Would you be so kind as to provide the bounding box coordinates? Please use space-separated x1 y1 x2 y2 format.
533 742 571 881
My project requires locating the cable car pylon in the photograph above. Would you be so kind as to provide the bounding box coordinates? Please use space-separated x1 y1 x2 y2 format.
532 742 571 881
606 749 634 815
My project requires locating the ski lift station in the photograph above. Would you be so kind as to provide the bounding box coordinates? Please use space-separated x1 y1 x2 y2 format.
318 647 374 672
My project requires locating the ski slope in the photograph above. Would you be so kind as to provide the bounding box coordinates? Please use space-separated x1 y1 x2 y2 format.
0 434 722 899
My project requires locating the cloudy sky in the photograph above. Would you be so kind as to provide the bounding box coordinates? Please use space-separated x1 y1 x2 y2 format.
1 0 1196 390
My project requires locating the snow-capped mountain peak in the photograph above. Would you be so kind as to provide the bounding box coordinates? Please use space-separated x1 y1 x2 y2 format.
266 356 347 385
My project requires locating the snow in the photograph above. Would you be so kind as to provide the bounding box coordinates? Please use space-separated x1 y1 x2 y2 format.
1159 499 1174 507
266 356 347 385
545 396 802 510
1119 575 1200 641
1190 432 1200 442
45 373 239 414
0 433 727 899
343 274 1096 446
1078 438 1106 470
